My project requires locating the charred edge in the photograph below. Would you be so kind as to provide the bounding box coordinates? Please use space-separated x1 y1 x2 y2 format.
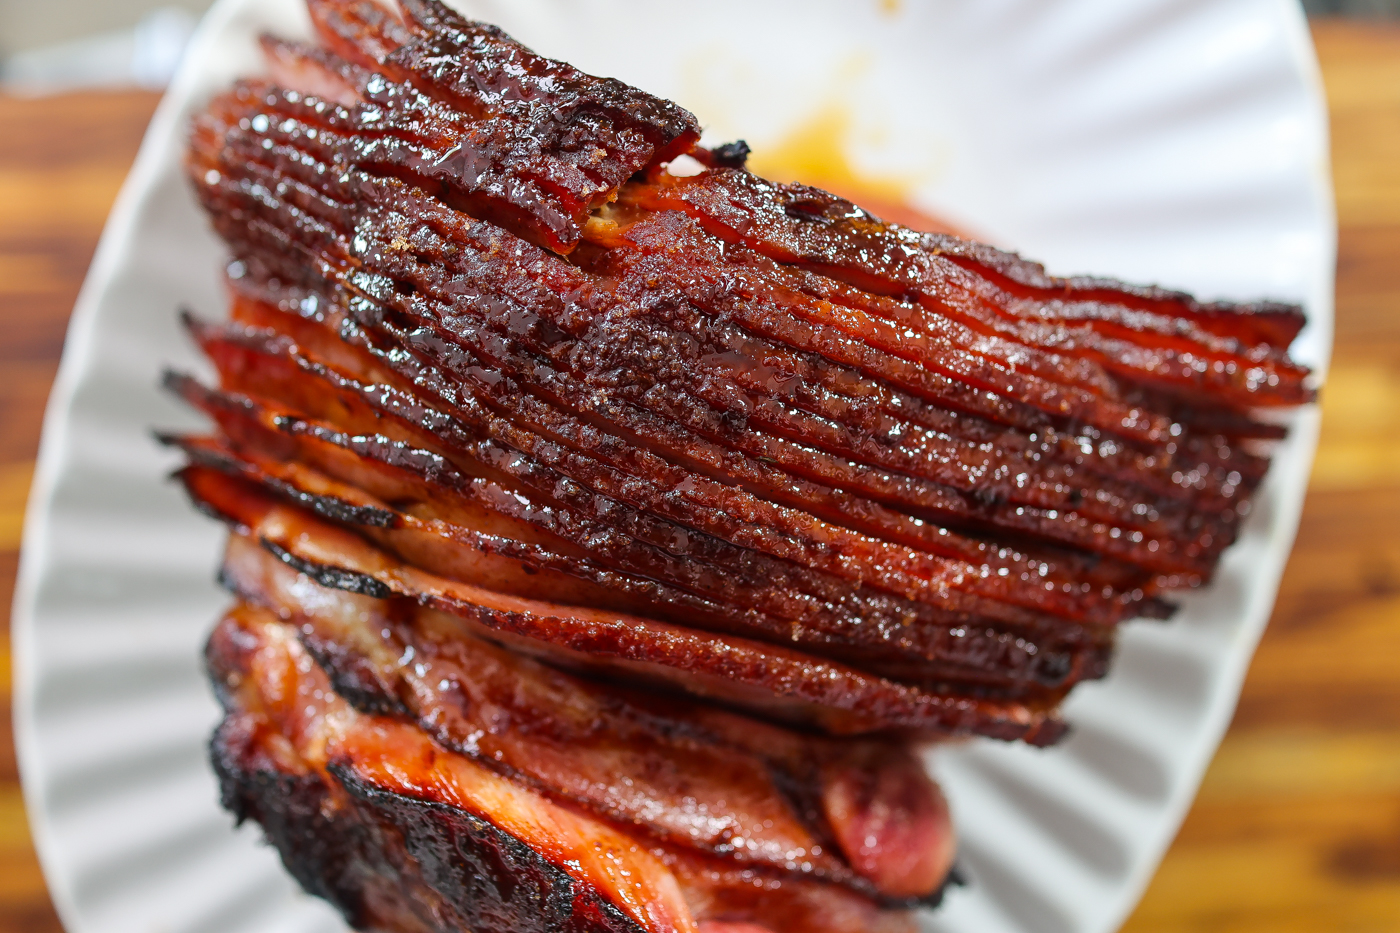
1138 598 1178 621
329 762 647 933
1031 650 1076 687
182 439 401 528
209 728 246 827
153 429 201 452
709 140 750 169
260 538 393 599
215 564 243 599
160 368 201 399
177 306 206 336
920 860 969 909
159 434 248 477
1025 717 1070 748
288 612 905 909
161 368 259 419
210 723 451 933
409 587 1062 744
298 628 412 718
209 719 264 828
173 467 253 535
265 478 399 529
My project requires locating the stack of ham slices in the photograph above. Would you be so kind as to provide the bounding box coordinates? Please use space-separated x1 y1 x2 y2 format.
165 1 1312 930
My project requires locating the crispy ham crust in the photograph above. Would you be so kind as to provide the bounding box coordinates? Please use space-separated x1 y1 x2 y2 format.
214 527 955 900
287 0 701 254
181 462 1069 744
187 128 1254 580
210 605 927 932
164 324 1115 691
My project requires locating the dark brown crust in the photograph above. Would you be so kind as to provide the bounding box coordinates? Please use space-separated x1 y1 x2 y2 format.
186 120 1237 582
163 396 1110 696
174 315 1106 629
184 104 1271 582
210 719 456 933
183 462 1068 744
166 9 1316 929
622 171 1311 410
214 529 955 901
919 235 1308 349
164 354 1112 672
295 0 700 253
175 0 1309 770
231 260 1264 542
208 618 650 933
332 765 643 933
207 605 926 933
389 0 701 164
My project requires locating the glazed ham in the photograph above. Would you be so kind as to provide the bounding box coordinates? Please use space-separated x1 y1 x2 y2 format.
179 462 1066 743
209 607 929 933
170 0 1311 928
211 530 955 902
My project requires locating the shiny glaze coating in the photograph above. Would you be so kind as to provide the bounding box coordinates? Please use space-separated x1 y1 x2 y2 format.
187 120 1239 582
167 4 1313 926
166 328 1107 678
295 0 700 252
214 529 955 900
623 172 1311 413
209 606 924 932
172 0 1310 745
182 462 1069 743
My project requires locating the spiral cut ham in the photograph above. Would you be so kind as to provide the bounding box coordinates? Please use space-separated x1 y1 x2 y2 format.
169 1 1311 929
209 605 937 933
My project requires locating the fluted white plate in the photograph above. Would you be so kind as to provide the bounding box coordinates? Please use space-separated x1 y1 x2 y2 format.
13 1 1333 932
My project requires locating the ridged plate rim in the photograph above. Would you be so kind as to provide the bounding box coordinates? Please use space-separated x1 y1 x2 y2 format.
12 2 1334 932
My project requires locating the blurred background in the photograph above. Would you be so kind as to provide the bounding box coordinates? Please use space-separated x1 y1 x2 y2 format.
0 2 1398 933
0 0 1398 91
0 1 207 58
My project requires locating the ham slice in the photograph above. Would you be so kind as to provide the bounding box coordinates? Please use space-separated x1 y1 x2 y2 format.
209 606 923 933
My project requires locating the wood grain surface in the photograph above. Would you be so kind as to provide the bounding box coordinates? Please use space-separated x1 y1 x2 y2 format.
0 20 1395 933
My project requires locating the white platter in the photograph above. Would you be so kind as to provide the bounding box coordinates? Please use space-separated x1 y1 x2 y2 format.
12 2 1333 932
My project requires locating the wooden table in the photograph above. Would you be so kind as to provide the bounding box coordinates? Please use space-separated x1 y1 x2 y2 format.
0 20 1395 933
